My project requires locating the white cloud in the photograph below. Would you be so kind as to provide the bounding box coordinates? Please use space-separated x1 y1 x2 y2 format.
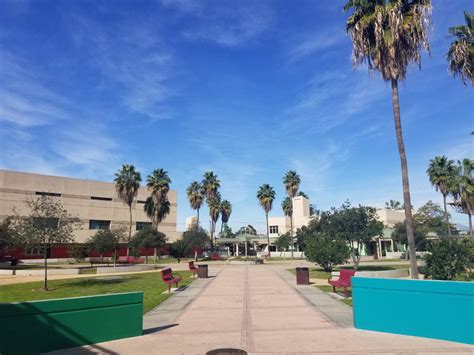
289 28 347 62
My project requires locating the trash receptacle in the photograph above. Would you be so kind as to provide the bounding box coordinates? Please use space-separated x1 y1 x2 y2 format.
10 257 18 267
198 264 208 278
296 267 309 285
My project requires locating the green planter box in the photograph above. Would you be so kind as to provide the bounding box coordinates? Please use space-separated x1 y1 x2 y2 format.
0 292 143 354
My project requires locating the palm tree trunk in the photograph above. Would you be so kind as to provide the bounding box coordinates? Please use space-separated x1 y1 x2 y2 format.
290 213 294 258
443 194 451 237
469 213 472 236
220 220 224 234
196 208 200 232
127 204 132 256
266 212 270 258
391 79 418 279
43 248 48 291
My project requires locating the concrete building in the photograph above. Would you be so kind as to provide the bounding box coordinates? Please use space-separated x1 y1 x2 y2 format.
0 169 179 248
268 195 312 238
376 208 405 228
185 216 198 231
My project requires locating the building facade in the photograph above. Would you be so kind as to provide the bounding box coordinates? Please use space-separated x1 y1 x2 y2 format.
268 195 312 238
0 170 179 250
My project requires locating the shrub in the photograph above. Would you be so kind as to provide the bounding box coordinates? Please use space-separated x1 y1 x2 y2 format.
424 238 471 280
68 243 89 262
304 232 350 272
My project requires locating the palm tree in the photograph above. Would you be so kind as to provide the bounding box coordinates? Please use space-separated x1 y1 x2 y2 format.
298 191 309 199
201 171 220 201
427 156 457 236
281 197 293 221
257 184 276 257
220 200 232 234
144 195 171 260
208 194 221 249
343 0 432 279
451 159 474 235
114 164 141 253
283 170 300 256
385 200 402 210
187 181 203 230
447 11 473 86
147 169 171 203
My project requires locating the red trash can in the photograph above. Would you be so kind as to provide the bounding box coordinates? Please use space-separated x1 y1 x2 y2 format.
296 267 309 285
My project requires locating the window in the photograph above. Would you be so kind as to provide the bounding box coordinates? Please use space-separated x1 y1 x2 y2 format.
91 196 113 201
36 191 61 197
269 226 279 234
89 220 111 230
136 222 152 231
137 200 146 204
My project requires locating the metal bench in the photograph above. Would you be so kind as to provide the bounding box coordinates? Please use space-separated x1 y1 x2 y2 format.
161 268 182 292
328 269 355 297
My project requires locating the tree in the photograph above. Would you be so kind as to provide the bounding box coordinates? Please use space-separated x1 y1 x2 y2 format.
427 156 457 236
89 226 126 267
257 184 276 256
283 170 301 255
114 164 141 254
146 169 171 203
392 221 428 252
275 232 291 252
447 11 473 86
450 159 474 235
415 201 456 236
281 197 292 220
385 200 402 210
144 195 170 257
220 224 234 238
207 194 221 249
344 0 432 279
0 217 15 254
304 232 350 272
183 227 210 260
131 227 166 263
424 238 471 280
298 191 309 199
220 200 232 234
202 171 221 249
186 181 203 232
169 239 189 263
10 195 79 290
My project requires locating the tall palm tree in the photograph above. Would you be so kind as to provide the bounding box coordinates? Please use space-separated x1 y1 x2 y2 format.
208 194 221 249
114 164 142 253
344 0 432 279
220 200 232 234
257 184 276 257
201 171 221 201
283 170 300 256
147 169 171 203
447 11 473 86
144 195 171 260
427 156 457 236
186 181 203 230
281 197 293 221
451 159 474 235
298 191 309 199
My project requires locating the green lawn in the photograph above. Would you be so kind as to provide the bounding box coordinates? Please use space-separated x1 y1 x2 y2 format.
0 270 193 314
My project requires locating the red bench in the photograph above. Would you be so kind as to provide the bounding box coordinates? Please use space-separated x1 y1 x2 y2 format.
161 268 182 292
210 253 221 260
188 261 198 277
328 269 355 297
117 256 144 264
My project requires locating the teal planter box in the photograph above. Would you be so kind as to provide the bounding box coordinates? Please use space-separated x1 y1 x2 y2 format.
352 277 474 344
0 292 143 355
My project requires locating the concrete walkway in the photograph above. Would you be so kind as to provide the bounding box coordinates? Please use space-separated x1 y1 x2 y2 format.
60 265 473 354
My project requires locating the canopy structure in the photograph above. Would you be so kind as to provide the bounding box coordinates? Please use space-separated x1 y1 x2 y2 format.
215 233 278 257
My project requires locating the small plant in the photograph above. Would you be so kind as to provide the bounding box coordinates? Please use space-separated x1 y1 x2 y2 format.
68 243 89 263
424 238 471 280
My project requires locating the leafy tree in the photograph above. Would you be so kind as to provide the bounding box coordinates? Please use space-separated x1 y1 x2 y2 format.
186 181 203 231
344 0 432 279
447 11 473 86
385 200 402 210
304 232 350 272
450 159 474 235
168 239 189 263
257 184 276 256
283 170 301 254
114 164 141 253
275 232 291 252
392 221 428 252
220 200 232 234
424 238 471 280
10 195 79 290
427 156 457 236
220 224 234 238
415 201 456 236
131 227 166 263
183 227 210 260
89 226 126 267
68 243 89 263
0 217 15 253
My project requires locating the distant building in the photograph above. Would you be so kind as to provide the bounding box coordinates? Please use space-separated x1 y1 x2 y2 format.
268 195 312 238
185 216 198 230
0 169 179 259
376 208 405 228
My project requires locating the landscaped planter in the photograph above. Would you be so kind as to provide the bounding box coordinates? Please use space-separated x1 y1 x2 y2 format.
352 277 474 344
0 292 143 354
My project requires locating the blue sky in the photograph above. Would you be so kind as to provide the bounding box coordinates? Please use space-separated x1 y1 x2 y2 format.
1 0 472 232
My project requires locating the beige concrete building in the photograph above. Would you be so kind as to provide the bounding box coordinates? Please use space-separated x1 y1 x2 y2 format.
268 196 312 238
0 169 179 243
376 208 405 227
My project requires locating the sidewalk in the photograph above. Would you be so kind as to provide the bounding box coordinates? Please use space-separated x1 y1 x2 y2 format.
54 264 473 354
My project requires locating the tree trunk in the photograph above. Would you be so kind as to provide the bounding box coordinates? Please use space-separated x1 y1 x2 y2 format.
290 213 294 258
220 221 224 234
44 248 48 291
469 213 473 236
196 208 200 231
145 254 148 264
266 212 270 258
391 79 418 279
443 194 451 237
127 204 132 256
154 247 157 262
113 249 117 267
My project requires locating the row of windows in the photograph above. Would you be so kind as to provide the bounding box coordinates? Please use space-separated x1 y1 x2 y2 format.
88 220 152 230
269 226 279 234
36 191 138 202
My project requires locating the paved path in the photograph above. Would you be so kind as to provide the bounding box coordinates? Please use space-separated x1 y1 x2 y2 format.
60 265 473 354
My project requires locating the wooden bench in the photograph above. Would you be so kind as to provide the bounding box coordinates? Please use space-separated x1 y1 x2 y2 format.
161 268 182 292
188 261 198 277
328 269 355 297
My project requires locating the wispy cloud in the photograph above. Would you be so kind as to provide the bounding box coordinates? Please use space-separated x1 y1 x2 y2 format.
289 28 347 62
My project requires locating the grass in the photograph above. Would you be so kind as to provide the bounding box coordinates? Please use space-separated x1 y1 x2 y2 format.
0 270 193 314
316 285 353 307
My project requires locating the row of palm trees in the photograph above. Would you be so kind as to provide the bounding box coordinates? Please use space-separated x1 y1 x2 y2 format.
257 170 303 256
186 172 232 249
343 1 472 279
114 165 172 255
427 156 474 236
